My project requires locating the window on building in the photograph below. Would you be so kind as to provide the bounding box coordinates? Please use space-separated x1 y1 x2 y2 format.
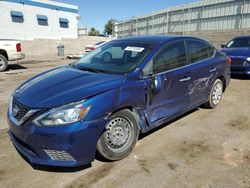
59 18 69 28
37 15 48 26
10 11 24 23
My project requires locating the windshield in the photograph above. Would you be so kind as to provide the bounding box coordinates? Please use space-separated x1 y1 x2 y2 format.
75 40 154 74
226 37 250 48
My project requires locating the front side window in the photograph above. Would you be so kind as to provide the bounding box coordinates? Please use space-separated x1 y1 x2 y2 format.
153 41 186 74
75 41 154 74
226 37 250 48
186 40 214 64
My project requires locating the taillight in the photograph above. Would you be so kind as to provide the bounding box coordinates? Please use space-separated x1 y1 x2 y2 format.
16 43 21 52
226 57 231 65
90 47 96 51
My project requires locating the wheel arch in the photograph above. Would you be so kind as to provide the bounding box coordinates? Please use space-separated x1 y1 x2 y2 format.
217 76 226 92
107 106 143 131
0 49 9 60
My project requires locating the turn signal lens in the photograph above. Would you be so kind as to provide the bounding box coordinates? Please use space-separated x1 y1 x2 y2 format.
78 107 90 121
226 57 232 65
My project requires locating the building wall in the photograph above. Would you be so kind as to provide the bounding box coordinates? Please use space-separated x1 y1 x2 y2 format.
116 0 250 37
20 36 111 59
0 0 79 40
190 28 250 48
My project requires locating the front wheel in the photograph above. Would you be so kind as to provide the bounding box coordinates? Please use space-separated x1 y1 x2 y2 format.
96 109 139 161
204 79 224 109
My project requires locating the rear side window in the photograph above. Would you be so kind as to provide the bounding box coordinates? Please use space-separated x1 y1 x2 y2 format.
153 41 186 74
186 40 215 64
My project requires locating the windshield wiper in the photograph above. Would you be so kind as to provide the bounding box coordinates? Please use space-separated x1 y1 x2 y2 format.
77 67 109 74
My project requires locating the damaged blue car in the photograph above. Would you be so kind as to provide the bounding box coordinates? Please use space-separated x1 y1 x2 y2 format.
8 36 230 167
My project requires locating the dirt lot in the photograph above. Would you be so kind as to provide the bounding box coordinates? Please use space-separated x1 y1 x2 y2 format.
0 59 249 188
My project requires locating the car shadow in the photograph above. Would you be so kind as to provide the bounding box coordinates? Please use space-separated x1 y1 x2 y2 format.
6 64 27 71
139 108 198 140
231 74 250 80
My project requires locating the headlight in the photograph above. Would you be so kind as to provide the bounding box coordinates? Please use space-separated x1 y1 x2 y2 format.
33 101 90 126
247 57 250 62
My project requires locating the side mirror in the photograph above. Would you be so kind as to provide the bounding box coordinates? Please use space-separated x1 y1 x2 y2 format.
151 75 162 94
221 44 226 48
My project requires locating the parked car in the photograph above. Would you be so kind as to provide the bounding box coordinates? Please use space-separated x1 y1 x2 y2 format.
221 36 250 76
8 36 230 167
0 39 25 71
85 41 106 53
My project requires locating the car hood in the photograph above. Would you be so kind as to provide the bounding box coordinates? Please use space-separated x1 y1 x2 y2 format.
14 66 124 108
221 48 250 59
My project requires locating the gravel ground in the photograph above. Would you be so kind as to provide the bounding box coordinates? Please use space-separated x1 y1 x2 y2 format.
0 59 249 188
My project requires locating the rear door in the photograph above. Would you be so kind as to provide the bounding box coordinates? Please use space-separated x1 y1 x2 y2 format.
144 41 192 126
185 40 217 108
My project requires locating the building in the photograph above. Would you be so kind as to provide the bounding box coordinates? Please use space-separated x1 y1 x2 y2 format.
78 26 88 37
115 0 250 37
0 0 79 40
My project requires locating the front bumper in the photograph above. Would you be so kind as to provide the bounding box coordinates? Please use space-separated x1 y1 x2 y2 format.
8 116 107 167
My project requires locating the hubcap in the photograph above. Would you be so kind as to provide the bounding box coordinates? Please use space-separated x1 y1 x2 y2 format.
105 117 132 150
212 82 223 105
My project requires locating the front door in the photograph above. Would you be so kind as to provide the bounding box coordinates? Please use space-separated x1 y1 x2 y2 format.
144 41 192 126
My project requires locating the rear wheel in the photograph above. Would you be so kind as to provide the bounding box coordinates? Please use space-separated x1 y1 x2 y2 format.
96 109 139 161
0 54 8 72
204 79 223 109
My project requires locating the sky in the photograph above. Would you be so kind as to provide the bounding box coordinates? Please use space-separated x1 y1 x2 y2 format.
61 0 200 32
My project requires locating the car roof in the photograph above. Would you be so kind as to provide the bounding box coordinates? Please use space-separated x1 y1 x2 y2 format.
233 36 250 39
116 35 204 44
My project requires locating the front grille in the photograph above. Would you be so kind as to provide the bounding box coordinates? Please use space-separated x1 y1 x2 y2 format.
231 59 245 66
231 67 246 73
45 150 76 162
12 99 30 121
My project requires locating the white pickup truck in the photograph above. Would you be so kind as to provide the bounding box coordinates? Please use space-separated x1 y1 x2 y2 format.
0 39 25 71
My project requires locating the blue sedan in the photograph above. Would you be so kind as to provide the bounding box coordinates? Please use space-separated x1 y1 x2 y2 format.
8 36 231 167
221 36 250 76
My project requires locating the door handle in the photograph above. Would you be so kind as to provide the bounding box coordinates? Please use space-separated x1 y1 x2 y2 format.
179 76 191 82
209 68 217 73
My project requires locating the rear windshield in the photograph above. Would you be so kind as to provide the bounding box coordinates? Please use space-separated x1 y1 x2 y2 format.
226 37 250 48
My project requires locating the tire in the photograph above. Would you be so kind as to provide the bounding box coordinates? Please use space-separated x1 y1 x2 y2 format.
0 54 8 72
204 79 224 109
96 109 139 161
